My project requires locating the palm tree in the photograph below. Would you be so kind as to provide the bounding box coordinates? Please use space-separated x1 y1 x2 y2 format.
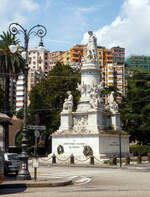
0 31 25 151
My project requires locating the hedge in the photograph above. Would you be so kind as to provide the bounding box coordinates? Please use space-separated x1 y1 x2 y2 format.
130 145 150 156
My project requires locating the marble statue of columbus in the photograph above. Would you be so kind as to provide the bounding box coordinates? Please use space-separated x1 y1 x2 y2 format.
86 31 97 62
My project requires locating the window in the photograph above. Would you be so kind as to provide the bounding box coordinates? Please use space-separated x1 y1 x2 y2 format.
17 95 24 97
31 73 34 78
33 61 36 65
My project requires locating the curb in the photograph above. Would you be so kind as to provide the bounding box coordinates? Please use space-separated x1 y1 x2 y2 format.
44 163 150 170
47 163 121 169
0 179 72 189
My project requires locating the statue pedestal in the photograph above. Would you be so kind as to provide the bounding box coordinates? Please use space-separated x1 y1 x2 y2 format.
58 111 72 131
111 112 121 130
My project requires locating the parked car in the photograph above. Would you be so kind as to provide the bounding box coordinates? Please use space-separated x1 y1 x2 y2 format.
4 153 21 175
0 149 4 183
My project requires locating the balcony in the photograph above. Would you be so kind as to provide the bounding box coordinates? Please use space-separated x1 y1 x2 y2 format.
108 80 114 83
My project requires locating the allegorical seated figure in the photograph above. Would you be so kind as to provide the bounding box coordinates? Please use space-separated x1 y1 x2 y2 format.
108 91 119 113
63 91 73 112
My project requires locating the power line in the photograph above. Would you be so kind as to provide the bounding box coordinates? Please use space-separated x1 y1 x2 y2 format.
2 99 150 114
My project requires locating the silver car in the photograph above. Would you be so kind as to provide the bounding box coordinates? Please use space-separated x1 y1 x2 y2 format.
4 153 21 175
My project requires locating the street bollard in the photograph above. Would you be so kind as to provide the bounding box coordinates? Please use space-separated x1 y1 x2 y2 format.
125 155 130 165
137 154 142 164
112 155 117 165
70 154 74 164
147 153 150 163
90 155 94 165
52 153 56 164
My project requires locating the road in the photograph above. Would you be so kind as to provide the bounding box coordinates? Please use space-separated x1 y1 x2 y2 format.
1 164 150 197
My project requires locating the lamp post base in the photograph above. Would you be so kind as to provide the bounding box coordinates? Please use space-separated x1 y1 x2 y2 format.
17 157 31 180
17 168 31 180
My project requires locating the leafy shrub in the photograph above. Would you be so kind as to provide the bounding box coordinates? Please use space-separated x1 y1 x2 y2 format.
130 144 150 156
27 146 46 157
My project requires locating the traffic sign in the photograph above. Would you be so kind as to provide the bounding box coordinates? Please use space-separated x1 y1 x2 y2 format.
34 130 40 138
27 125 46 130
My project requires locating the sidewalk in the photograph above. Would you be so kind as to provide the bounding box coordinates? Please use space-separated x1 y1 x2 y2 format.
0 177 72 189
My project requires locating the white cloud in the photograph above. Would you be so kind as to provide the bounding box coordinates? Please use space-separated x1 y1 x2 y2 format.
77 7 98 14
20 0 39 12
82 0 150 57
0 0 39 32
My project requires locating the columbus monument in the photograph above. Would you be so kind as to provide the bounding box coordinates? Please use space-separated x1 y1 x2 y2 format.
52 31 129 158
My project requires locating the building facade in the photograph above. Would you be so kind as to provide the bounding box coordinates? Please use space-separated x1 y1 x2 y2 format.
15 75 24 111
49 51 64 70
15 48 50 111
97 46 125 95
60 44 84 70
126 56 150 71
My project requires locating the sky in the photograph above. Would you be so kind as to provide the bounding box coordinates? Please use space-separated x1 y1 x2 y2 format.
1 0 150 57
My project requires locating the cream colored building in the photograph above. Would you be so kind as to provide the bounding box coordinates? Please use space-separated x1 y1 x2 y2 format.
28 48 50 92
15 48 50 111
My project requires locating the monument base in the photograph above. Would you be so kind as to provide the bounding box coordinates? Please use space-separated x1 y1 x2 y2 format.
52 132 129 159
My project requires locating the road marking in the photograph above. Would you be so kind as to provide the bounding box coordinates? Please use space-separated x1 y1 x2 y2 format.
75 177 91 185
37 173 92 185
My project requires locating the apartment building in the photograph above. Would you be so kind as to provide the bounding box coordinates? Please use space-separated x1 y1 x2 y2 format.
97 46 125 95
15 75 24 111
15 48 50 111
28 48 50 92
126 55 150 71
60 44 84 70
49 51 64 70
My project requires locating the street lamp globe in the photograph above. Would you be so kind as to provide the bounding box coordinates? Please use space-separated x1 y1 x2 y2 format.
9 41 17 53
21 51 27 60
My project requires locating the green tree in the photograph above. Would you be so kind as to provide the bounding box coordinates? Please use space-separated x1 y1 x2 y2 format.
120 70 150 145
0 31 25 115
16 108 24 119
0 31 25 151
102 85 121 97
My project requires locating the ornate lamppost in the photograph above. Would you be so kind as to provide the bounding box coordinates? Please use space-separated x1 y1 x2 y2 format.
9 23 47 180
